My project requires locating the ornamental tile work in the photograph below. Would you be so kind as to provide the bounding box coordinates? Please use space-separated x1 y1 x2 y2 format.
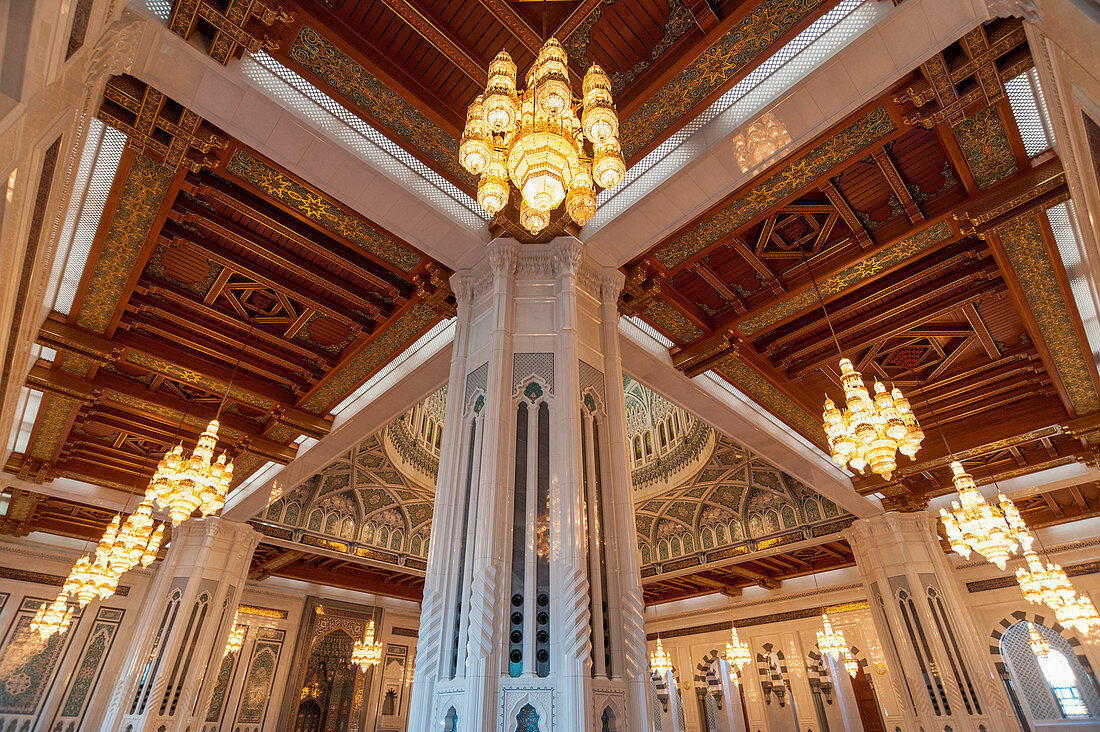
738 221 953 335
997 215 1100 415
643 300 703 343
302 303 439 412
713 354 826 444
76 153 174 334
204 652 238 723
288 26 473 187
56 609 123 727
654 106 896 269
28 394 78 461
237 635 285 724
619 0 826 160
0 602 81 715
226 148 422 272
953 106 1018 189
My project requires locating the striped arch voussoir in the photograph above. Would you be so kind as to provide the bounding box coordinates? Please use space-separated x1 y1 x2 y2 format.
988 609 1094 674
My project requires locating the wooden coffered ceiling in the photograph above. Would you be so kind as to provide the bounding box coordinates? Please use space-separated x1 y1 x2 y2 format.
7 74 455 495
165 0 847 195
621 19 1100 511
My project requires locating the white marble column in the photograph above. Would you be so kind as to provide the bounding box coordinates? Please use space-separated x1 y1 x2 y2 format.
848 511 1018 731
408 237 653 730
98 517 260 732
823 652 864 731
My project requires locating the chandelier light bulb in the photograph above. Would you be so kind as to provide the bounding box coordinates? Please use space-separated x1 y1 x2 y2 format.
1016 549 1077 608
822 358 923 479
462 40 624 232
30 594 75 640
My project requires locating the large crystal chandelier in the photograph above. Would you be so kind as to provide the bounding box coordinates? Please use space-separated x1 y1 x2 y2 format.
822 358 924 479
352 619 384 671
649 636 674 675
843 656 860 678
816 613 848 660
148 419 234 525
733 112 792 173
459 39 625 234
1054 594 1100 636
939 462 1028 570
725 625 751 683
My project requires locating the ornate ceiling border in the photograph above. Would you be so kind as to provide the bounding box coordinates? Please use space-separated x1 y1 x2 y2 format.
712 354 826 446
995 214 1100 415
620 0 828 160
286 26 474 188
225 147 422 272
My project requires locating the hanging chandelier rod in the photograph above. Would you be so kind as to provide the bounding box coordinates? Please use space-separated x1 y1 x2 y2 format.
800 247 843 358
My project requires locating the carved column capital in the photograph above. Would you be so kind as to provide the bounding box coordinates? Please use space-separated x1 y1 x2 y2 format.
600 267 626 304
550 237 584 278
452 273 477 309
85 10 146 85
986 0 1040 22
487 239 519 279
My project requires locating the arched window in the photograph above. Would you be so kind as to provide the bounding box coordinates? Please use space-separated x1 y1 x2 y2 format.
731 520 743 540
283 502 300 525
308 509 323 532
601 706 618 732
390 530 404 551
749 515 763 537
633 436 643 462
764 510 780 534
701 527 715 549
682 533 694 553
658 539 670 561
443 707 458 732
781 505 797 529
265 499 283 521
641 544 651 565
667 415 675 440
674 412 681 434
377 526 389 547
1001 621 1100 722
362 523 374 543
324 513 339 535
715 523 727 545
644 432 653 456
340 517 355 539
658 423 667 449
515 704 539 732
435 427 443 449
805 499 821 523
670 536 682 557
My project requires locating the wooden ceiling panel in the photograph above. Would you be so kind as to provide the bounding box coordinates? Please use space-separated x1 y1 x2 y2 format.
621 23 1100 511
6 76 456 494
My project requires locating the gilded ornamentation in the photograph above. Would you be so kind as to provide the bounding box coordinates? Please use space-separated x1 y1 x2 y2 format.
28 395 78 461
643 300 703 343
738 221 952 335
620 0 826 160
714 355 826 445
997 215 1100 415
76 153 173 334
645 600 869 639
655 106 896 269
226 148 422 272
953 106 1018 189
302 303 439 412
124 352 274 409
288 27 473 187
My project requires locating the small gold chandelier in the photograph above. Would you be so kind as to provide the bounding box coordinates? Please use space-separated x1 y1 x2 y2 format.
459 39 625 234
725 625 751 682
1028 622 1050 657
352 618 384 671
63 501 165 608
650 636 674 675
843 656 859 678
224 612 247 656
816 613 848 660
29 594 75 639
148 419 234 526
1016 549 1076 608
940 462 1029 570
822 358 924 479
